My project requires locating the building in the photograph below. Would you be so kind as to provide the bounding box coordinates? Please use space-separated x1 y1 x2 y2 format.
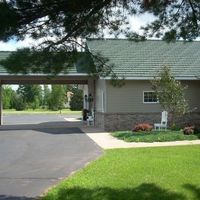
0 39 200 130
86 39 200 131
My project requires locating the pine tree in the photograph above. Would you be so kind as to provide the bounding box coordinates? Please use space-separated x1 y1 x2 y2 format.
0 0 199 74
70 87 83 111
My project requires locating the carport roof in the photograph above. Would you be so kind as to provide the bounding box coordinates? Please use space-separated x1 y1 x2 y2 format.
0 51 94 84
0 51 91 76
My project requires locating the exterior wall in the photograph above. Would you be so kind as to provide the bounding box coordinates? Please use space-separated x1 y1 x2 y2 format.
182 80 200 112
98 112 200 131
95 112 105 129
95 80 200 131
103 112 160 131
106 80 200 113
106 80 162 113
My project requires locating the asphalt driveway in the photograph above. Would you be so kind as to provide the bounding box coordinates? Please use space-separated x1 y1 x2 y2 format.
0 114 102 200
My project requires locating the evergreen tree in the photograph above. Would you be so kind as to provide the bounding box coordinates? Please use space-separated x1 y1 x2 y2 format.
48 85 65 111
70 87 83 111
0 0 199 74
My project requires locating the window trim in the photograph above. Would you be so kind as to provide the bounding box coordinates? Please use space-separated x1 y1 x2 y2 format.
143 91 159 104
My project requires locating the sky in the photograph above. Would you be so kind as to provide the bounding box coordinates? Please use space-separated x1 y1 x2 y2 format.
0 13 155 51
0 13 155 90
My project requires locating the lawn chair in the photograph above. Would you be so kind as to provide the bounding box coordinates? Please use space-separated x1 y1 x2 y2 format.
87 110 94 126
154 111 168 130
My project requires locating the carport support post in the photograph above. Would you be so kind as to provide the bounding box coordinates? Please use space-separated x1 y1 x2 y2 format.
0 84 2 125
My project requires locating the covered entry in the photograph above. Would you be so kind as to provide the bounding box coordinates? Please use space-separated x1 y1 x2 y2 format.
0 67 96 125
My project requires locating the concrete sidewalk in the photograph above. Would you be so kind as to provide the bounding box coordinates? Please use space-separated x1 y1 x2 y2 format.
83 128 200 149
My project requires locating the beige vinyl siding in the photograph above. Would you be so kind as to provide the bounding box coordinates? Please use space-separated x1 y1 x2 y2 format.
106 80 200 113
106 80 161 113
182 80 200 112
95 79 107 112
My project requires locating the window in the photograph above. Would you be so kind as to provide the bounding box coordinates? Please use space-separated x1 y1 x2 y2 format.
143 91 158 103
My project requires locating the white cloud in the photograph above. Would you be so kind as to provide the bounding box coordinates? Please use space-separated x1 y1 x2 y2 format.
0 42 17 51
0 36 44 51
0 14 156 51
128 13 156 34
0 37 33 51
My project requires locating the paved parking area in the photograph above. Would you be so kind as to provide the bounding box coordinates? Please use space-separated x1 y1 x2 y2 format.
3 114 80 125
0 114 102 200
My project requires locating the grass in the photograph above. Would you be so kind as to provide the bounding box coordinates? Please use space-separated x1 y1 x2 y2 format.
111 130 200 143
3 108 82 115
42 145 200 200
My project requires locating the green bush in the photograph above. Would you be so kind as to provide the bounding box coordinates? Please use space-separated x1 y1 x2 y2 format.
70 89 83 111
48 85 65 111
31 98 40 110
14 95 26 111
111 130 200 143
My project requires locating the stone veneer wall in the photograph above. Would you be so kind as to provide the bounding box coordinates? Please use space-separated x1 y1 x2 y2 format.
176 112 200 127
95 112 105 129
95 112 200 131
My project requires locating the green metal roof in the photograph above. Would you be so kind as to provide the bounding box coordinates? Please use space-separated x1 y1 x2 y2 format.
86 39 200 79
0 51 11 74
0 51 91 76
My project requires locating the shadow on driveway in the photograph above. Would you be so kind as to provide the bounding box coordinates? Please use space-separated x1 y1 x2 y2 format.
0 120 102 199
0 121 85 135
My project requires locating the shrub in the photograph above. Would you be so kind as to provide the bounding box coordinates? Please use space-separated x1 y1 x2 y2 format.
194 124 200 134
70 89 83 111
170 124 181 131
133 123 153 132
14 95 26 111
183 126 194 135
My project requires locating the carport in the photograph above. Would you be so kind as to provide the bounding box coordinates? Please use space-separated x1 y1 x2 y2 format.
0 53 102 199
0 52 96 125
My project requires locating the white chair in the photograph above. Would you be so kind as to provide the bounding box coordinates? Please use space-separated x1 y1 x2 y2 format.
154 111 168 131
87 110 94 126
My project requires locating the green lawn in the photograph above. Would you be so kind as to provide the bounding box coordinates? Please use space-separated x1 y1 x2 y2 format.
111 130 200 142
3 108 81 115
42 146 200 200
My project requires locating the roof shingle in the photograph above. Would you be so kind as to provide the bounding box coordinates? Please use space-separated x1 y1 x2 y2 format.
86 39 200 79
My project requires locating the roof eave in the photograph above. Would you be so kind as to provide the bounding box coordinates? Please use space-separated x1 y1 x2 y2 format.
100 76 199 80
0 73 89 77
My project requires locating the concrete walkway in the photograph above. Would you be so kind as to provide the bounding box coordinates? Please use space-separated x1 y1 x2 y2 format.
62 118 200 149
84 129 200 149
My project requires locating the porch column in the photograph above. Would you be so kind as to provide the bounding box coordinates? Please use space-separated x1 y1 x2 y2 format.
0 84 2 125
83 84 89 110
87 79 95 111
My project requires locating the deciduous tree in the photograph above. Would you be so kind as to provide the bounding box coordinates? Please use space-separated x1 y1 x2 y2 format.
2 85 16 109
151 66 189 126
48 85 65 111
17 85 42 109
